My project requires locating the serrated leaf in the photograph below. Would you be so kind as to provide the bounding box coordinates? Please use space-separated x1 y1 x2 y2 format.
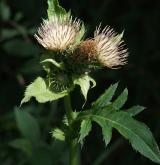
92 83 118 109
93 117 112 147
47 0 66 19
79 119 92 144
102 124 112 147
92 84 128 115
21 77 68 105
15 108 41 142
9 138 32 156
52 128 65 141
108 112 160 163
78 111 160 163
74 75 96 100
95 104 115 117
126 105 145 116
112 88 128 110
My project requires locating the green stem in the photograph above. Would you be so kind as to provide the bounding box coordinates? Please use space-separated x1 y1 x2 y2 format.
69 138 79 165
64 95 79 165
64 95 73 126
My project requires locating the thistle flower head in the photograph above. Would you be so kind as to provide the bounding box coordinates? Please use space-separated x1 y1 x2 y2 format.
94 26 128 68
73 26 128 68
35 15 81 51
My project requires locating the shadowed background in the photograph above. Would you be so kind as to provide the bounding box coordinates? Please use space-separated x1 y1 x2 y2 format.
0 0 160 164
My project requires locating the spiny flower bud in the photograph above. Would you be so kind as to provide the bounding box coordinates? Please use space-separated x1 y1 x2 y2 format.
35 16 81 52
94 26 128 68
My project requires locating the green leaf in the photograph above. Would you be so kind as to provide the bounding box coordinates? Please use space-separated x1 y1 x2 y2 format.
31 147 53 165
52 128 65 141
109 112 160 163
75 23 86 45
88 76 96 88
92 83 118 109
78 111 160 163
102 124 112 147
9 138 32 156
3 39 39 57
47 0 66 19
14 12 23 22
92 84 128 116
74 75 96 100
21 77 68 104
126 105 145 116
79 119 92 144
15 108 41 142
0 1 10 21
93 117 112 147
20 58 42 74
112 88 128 110
1 29 18 40
95 104 115 117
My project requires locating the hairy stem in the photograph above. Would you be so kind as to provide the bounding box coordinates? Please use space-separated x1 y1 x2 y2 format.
64 95 79 165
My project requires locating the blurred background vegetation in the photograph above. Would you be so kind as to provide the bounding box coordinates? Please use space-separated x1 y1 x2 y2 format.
0 0 160 164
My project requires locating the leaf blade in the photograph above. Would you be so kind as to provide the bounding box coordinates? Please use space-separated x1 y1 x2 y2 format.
74 75 95 100
126 105 145 116
93 117 112 147
79 119 92 144
78 111 160 163
21 77 68 104
9 138 32 156
92 83 118 109
108 112 160 163
15 108 41 142
112 88 128 110
75 23 86 45
47 0 66 19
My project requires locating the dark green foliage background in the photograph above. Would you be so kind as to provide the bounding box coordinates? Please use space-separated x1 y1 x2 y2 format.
0 0 160 164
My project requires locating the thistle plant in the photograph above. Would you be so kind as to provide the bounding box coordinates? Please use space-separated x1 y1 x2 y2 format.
21 0 160 164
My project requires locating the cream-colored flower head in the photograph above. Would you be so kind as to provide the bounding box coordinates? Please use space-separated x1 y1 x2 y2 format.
94 26 128 68
35 15 81 51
